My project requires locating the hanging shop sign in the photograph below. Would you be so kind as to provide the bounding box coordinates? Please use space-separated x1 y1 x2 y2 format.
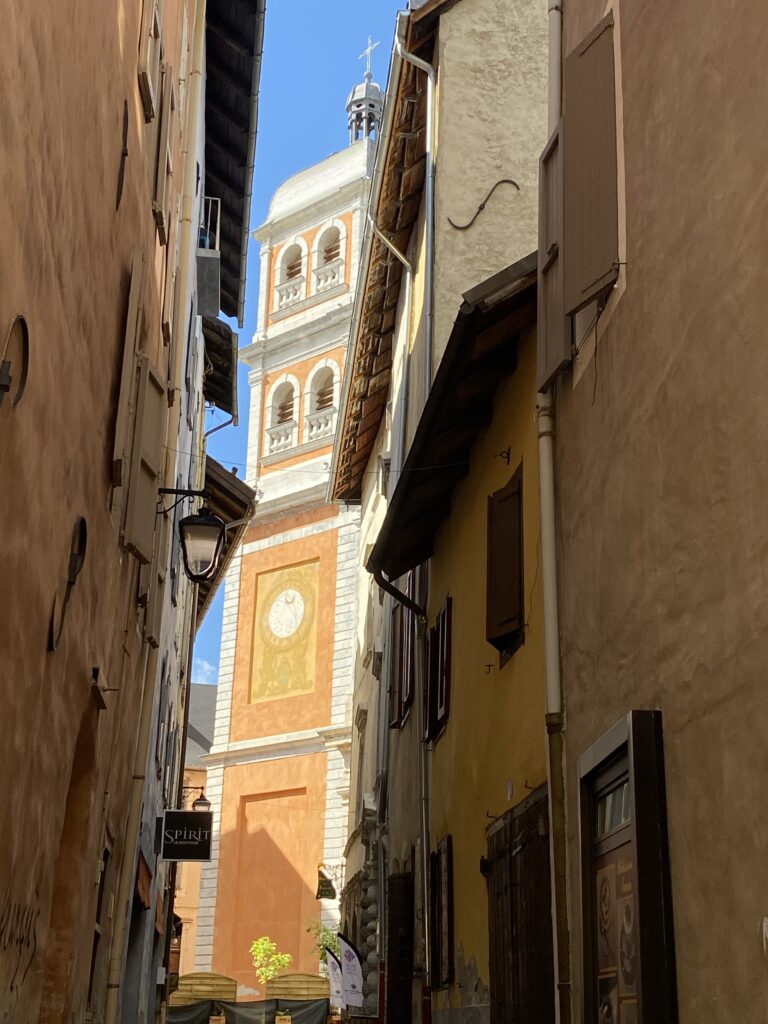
161 810 214 861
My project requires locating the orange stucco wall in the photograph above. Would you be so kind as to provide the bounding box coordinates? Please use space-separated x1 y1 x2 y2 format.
211 752 328 995
230 524 339 743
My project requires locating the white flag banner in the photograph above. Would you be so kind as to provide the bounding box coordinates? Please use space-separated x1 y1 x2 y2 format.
326 949 346 1008
338 934 365 1007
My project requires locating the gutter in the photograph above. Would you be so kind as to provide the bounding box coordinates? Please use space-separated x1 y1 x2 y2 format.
236 0 266 328
328 14 406 500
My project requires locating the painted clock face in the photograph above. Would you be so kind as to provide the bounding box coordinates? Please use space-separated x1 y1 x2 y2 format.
267 588 305 639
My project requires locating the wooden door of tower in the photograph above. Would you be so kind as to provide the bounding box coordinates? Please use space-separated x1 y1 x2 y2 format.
486 785 555 1024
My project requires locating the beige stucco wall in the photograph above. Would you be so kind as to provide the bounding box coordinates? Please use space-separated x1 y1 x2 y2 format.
555 1 768 1020
433 0 548 364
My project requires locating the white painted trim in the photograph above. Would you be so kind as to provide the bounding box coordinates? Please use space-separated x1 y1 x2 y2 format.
242 508 356 556
203 724 353 768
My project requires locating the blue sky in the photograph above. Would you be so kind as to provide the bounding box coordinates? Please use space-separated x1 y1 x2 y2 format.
193 0 403 685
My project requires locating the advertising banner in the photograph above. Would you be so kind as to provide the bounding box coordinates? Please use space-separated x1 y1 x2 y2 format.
161 810 213 861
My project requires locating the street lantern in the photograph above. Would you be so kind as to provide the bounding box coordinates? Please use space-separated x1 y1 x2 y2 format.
178 507 226 582
192 790 211 813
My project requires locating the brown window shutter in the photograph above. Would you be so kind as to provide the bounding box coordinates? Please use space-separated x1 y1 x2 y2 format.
425 624 438 741
487 466 524 654
437 835 454 987
162 201 178 345
386 873 414 1024
123 356 167 564
402 572 415 712
436 597 452 730
563 12 619 316
537 123 570 390
389 601 404 728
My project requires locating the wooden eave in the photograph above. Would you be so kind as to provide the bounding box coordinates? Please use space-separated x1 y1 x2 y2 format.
196 457 257 626
367 254 538 582
333 21 435 503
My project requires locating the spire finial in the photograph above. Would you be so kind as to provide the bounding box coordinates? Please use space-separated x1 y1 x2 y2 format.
359 36 379 82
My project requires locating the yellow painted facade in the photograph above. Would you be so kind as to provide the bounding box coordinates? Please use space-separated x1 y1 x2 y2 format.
427 326 547 1007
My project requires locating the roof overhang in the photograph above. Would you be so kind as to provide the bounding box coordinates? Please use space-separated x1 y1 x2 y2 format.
330 11 435 502
196 456 257 626
202 315 238 421
367 253 538 582
204 0 266 326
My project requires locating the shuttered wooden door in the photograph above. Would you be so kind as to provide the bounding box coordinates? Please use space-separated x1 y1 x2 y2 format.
487 787 555 1024
386 872 414 1024
563 12 619 315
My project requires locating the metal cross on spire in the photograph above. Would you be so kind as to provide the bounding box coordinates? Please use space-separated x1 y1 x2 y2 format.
359 36 380 80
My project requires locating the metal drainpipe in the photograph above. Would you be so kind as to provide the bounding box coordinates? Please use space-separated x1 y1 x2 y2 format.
539 2 571 1022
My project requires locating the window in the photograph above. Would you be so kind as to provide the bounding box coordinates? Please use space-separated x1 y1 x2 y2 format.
313 224 346 293
430 836 454 989
578 711 677 1024
314 368 334 411
275 243 306 310
153 62 175 246
485 787 555 1024
87 841 114 1014
355 720 366 825
424 596 451 742
266 378 299 454
486 465 524 662
388 600 403 728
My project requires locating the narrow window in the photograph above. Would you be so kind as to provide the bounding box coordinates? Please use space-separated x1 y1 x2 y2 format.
487 465 524 661
322 228 341 264
282 244 303 281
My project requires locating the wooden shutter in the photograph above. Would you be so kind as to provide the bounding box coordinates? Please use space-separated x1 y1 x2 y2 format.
386 873 414 1024
153 63 175 245
563 12 619 315
402 573 415 713
143 509 169 647
424 624 438 742
123 356 166 564
487 467 524 654
537 124 570 390
389 601 404 727
138 0 162 122
113 251 145 490
162 198 179 345
430 837 454 988
436 597 452 732
487 789 555 1024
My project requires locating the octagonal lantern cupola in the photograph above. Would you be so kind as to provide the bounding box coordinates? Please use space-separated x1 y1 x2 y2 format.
346 38 384 144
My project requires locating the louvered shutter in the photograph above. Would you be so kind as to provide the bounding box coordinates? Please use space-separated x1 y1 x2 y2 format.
438 835 454 987
537 124 570 390
402 572 415 712
563 12 619 315
389 601 403 727
486 467 524 654
162 199 179 345
436 597 452 729
143 509 170 647
138 0 162 122
153 63 175 245
424 624 438 742
112 251 145 490
123 356 166 564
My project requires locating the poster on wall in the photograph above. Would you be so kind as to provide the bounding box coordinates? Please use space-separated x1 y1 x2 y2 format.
338 934 365 1007
595 844 637 1023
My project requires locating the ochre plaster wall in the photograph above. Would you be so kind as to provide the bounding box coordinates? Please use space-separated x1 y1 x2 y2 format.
556 1 768 1019
212 753 328 995
0 0 194 1018
229 525 339 743
428 327 546 1012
